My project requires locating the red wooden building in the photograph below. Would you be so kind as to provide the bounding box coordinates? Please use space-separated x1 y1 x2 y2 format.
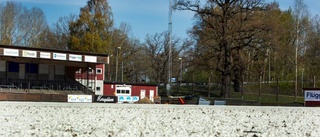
103 82 158 103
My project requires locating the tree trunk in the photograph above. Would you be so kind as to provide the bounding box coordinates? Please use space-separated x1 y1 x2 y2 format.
220 76 225 97
233 71 242 93
220 73 230 98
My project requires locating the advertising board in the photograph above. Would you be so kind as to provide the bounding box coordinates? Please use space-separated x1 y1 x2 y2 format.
4 48 19 56
68 95 92 103
84 55 97 63
117 96 139 103
305 90 320 101
69 54 82 62
304 89 320 106
53 53 67 60
22 50 37 58
40 52 51 59
94 95 117 103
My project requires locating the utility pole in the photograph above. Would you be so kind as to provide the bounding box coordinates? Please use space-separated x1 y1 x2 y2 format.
179 57 182 84
115 47 121 82
121 61 124 82
295 17 299 103
268 49 271 83
166 0 172 96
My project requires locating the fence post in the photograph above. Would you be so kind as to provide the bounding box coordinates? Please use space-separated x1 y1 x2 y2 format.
314 76 316 88
259 75 261 101
276 76 279 101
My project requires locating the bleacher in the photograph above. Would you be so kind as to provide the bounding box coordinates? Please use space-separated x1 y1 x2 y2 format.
0 72 93 94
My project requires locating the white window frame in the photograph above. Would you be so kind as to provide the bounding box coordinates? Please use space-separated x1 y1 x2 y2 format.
96 86 101 91
115 86 131 95
96 68 102 74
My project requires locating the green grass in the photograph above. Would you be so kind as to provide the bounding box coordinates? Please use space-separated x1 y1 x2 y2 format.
230 92 304 106
159 84 306 106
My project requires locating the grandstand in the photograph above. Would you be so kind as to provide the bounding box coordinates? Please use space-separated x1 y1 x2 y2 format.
0 44 108 101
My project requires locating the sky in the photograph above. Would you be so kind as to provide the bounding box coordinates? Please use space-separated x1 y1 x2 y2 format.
3 0 320 42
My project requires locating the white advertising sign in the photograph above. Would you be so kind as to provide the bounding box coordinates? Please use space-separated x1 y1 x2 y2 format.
69 54 82 62
3 48 19 56
22 50 37 58
68 95 92 103
305 90 320 101
85 55 97 63
40 52 51 59
53 53 66 60
118 96 139 103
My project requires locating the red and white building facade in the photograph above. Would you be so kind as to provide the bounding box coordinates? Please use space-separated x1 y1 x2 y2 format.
74 63 159 103
103 82 158 103
75 64 105 95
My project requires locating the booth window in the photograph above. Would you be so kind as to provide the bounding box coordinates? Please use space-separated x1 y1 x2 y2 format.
96 87 101 91
116 89 130 95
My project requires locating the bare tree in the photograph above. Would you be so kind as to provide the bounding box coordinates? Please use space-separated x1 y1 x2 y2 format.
293 0 309 102
0 2 48 47
17 7 47 47
174 0 272 98
45 14 78 50
0 2 23 45
144 31 192 83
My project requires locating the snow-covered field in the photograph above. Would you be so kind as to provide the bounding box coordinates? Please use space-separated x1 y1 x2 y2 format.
0 102 319 137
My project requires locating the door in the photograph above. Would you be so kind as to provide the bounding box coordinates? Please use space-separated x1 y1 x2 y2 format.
49 65 54 80
149 90 154 102
140 90 146 99
19 64 25 79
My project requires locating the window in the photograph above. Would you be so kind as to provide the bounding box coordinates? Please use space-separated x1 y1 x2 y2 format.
116 89 131 95
96 68 102 74
96 87 100 91
88 67 93 74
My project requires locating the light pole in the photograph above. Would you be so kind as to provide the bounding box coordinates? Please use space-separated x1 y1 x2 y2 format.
121 61 124 82
167 0 173 96
267 49 270 83
179 57 182 91
179 58 182 82
115 47 121 82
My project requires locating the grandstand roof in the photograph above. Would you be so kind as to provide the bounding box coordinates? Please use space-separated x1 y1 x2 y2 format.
0 44 109 67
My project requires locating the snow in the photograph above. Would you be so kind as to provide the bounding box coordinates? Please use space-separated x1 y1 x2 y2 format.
0 102 319 137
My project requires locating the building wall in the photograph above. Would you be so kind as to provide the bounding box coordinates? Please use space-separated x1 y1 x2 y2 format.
55 65 65 75
104 84 116 96
95 80 104 95
132 85 158 102
0 61 5 72
103 83 158 102
74 64 104 81
74 64 105 94
96 64 104 81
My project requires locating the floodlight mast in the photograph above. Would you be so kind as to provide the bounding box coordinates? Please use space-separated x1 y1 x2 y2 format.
166 0 173 96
